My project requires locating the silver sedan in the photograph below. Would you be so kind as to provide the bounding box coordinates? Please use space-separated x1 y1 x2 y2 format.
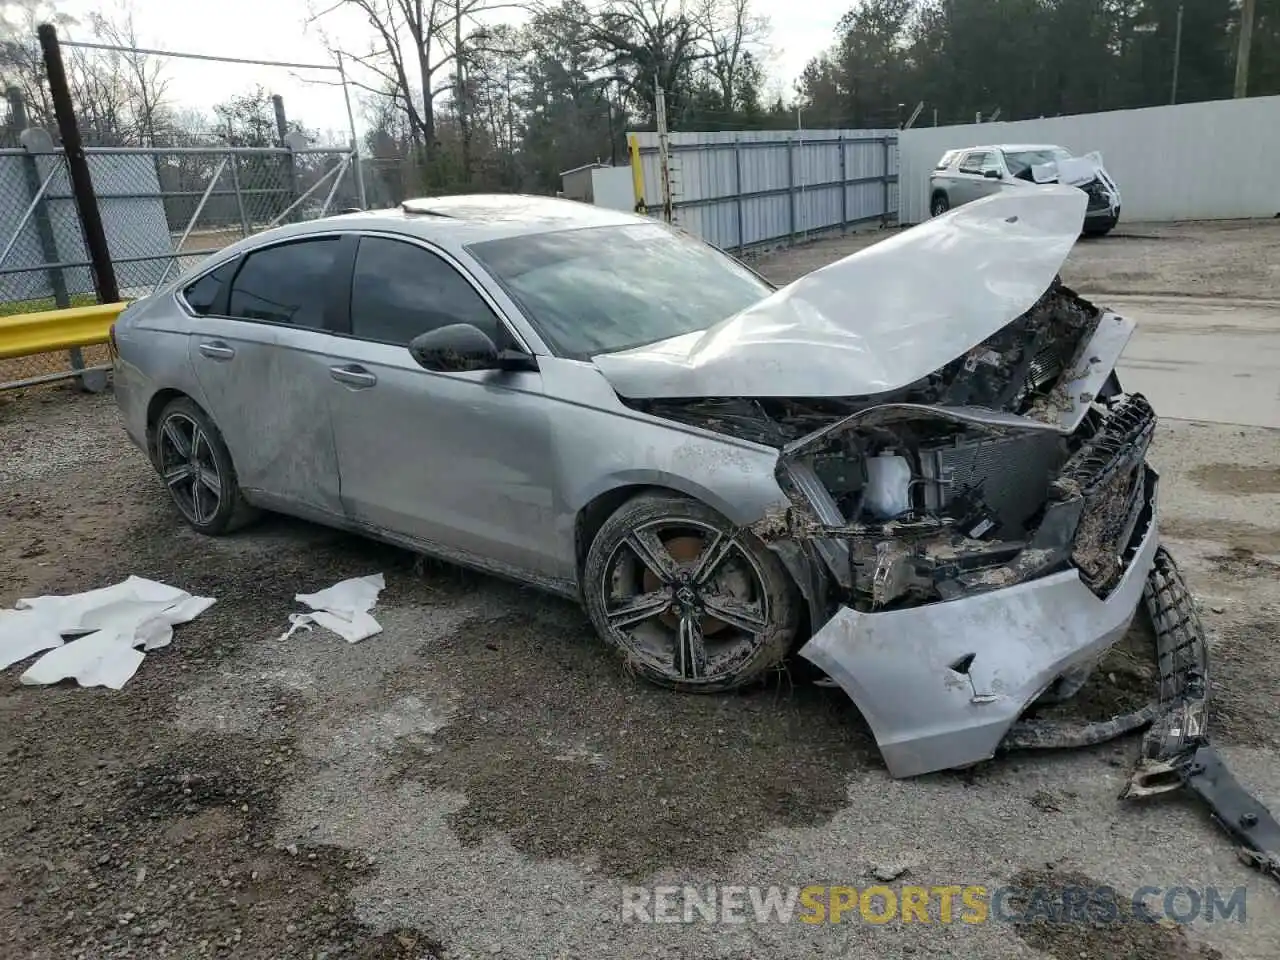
110 191 1206 785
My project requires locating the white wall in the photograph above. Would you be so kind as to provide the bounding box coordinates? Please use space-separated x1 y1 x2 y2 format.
590 166 636 212
898 95 1280 224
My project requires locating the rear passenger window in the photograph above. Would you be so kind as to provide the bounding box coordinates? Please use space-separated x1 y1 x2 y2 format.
349 236 500 346
182 259 237 315
227 238 340 328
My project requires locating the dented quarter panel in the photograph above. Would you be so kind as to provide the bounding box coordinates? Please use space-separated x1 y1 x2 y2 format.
110 298 203 457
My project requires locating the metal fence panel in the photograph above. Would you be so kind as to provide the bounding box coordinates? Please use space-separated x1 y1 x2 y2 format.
1 141 359 390
628 129 899 252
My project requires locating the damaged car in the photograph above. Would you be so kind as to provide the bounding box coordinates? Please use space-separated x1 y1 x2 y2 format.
111 190 1276 877
930 143 1122 235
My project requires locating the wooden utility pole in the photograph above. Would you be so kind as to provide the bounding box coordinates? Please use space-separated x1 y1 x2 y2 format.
655 78 672 224
1235 0 1257 98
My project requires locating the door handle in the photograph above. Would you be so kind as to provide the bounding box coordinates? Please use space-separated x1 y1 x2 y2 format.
329 364 377 388
198 341 235 361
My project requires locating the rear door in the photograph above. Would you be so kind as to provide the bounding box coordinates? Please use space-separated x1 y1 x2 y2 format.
323 234 561 579
185 234 353 521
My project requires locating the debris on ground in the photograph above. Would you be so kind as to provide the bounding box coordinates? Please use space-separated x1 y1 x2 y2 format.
0 575 215 688
869 861 912 882
277 573 385 644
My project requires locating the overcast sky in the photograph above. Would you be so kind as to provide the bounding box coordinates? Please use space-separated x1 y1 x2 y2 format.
52 0 838 138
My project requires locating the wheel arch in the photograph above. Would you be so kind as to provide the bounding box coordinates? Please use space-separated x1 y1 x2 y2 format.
571 472 774 578
145 388 195 460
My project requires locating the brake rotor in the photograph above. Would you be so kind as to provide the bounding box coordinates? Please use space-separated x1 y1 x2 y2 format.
641 534 751 636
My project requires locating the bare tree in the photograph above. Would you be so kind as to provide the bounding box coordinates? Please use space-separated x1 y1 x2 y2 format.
314 0 452 150
696 0 768 112
585 0 711 120
0 0 72 126
86 4 170 146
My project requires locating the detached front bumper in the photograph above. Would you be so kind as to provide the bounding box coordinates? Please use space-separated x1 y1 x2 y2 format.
799 492 1161 778
798 503 1280 880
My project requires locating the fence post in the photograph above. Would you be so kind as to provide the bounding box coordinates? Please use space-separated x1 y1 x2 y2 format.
228 154 250 237
274 95 299 223
838 133 847 233
9 89 67 310
882 136 893 226
37 24 118 305
734 137 744 254
787 137 795 244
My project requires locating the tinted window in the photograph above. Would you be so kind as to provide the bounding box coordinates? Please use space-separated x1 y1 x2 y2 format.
227 238 339 327
958 151 991 174
182 259 238 315
468 224 772 359
349 237 500 346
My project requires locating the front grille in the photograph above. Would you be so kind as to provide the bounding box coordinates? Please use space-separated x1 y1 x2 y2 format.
1054 395 1157 593
1084 178 1111 211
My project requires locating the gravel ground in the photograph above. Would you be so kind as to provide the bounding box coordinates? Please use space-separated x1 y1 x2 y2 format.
2 226 1280 959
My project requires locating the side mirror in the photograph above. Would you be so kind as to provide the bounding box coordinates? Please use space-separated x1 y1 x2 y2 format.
408 324 537 374
983 169 1002 180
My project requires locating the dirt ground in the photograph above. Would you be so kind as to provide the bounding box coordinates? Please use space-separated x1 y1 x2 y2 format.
2 224 1280 960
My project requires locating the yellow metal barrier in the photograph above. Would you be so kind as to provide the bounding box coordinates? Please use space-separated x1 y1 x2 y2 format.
628 134 646 214
0 301 128 360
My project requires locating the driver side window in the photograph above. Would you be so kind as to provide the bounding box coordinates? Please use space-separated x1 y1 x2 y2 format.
959 151 1001 177
349 236 501 346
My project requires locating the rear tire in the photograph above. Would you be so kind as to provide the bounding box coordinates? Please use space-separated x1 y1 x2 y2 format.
582 492 799 693
930 192 950 217
154 397 258 535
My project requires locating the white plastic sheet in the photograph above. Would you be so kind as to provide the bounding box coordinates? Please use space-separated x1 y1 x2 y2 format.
593 186 1089 400
0 576 216 689
278 573 385 644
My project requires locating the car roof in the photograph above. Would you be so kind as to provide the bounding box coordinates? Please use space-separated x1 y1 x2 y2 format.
205 193 647 263
944 144 1066 155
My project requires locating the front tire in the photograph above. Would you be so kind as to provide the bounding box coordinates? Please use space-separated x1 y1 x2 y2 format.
154 397 258 535
1083 215 1117 237
930 191 950 217
582 492 799 693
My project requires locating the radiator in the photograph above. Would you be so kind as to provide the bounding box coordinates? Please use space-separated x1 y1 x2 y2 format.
921 431 1069 536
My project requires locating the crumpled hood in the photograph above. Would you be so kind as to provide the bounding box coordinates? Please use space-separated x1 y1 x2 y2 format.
593 185 1088 401
1031 150 1110 187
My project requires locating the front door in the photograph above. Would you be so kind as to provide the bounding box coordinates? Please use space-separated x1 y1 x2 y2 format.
954 150 1003 205
186 235 348 521
324 235 562 581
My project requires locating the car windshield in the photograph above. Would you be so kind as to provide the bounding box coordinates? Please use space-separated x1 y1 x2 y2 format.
1003 147 1074 179
466 223 772 359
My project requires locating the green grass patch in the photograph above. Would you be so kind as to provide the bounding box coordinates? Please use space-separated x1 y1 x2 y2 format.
0 294 101 318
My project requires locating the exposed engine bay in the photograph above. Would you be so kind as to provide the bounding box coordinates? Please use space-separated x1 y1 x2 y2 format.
627 281 1102 446
626 282 1147 610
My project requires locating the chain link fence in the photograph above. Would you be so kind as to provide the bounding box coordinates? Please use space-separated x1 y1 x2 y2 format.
1 139 361 390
